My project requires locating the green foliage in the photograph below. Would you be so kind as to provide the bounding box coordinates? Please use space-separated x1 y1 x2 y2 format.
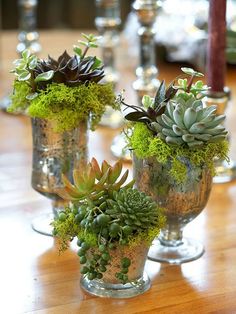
150 97 227 148
27 82 116 132
122 80 176 124
53 159 165 284
8 81 31 113
52 209 79 252
128 123 229 183
127 214 166 247
57 158 134 202
8 34 115 131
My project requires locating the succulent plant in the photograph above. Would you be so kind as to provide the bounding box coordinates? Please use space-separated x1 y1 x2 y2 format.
121 80 177 124
10 33 104 99
150 97 227 148
123 67 227 149
105 189 161 232
34 52 104 89
53 158 165 284
9 33 117 132
57 158 135 203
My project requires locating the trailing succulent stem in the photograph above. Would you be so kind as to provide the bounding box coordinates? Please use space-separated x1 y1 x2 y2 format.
52 159 165 284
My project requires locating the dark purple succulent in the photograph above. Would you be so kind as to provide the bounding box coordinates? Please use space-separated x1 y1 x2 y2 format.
123 81 177 124
33 51 105 89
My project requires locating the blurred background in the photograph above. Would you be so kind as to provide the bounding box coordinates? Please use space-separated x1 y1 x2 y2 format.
1 0 236 69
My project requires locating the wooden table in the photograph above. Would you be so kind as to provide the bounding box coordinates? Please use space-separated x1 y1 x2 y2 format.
0 31 236 314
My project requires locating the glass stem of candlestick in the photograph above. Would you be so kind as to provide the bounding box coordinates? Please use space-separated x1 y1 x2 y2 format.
132 0 160 103
111 0 160 159
204 88 236 183
17 0 41 54
95 0 123 128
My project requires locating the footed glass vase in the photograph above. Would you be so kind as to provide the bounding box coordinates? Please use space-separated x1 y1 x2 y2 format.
31 118 88 236
133 156 212 264
81 243 150 298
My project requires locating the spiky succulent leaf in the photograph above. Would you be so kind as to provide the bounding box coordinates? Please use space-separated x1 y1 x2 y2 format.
56 158 134 203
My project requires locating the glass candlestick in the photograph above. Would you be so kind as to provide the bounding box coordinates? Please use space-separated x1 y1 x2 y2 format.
111 0 160 159
132 0 160 103
204 88 236 183
17 0 41 54
0 0 41 111
95 0 123 128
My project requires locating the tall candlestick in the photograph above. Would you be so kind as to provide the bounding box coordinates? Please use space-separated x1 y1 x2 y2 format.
205 0 236 183
207 0 226 92
132 0 160 104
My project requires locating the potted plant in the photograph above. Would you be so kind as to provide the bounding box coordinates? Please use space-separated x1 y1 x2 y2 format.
8 34 118 235
52 158 165 298
122 67 229 264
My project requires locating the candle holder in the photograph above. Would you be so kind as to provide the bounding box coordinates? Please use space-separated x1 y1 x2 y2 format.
132 0 160 103
95 0 123 128
204 88 236 183
111 0 160 159
0 0 41 111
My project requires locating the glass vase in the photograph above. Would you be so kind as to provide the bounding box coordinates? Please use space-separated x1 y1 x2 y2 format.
80 243 150 298
31 118 88 236
133 155 213 264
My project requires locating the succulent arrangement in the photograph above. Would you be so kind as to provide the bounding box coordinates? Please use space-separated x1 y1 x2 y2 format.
8 33 118 131
52 158 165 284
122 68 229 182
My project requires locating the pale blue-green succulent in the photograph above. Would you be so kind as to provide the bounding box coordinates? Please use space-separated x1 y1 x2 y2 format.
150 96 227 148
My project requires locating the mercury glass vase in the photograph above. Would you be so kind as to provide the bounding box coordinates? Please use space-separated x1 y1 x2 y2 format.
31 118 88 236
133 155 212 264
81 243 150 298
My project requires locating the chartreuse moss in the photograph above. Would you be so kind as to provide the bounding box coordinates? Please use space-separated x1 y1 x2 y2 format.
28 82 116 132
52 209 79 252
9 82 117 132
129 123 229 183
127 212 166 247
8 81 31 113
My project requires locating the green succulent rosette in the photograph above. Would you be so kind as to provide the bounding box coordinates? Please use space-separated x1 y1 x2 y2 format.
122 67 229 183
52 158 165 284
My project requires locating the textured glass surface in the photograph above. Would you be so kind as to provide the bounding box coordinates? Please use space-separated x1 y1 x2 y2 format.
31 118 88 202
133 155 212 263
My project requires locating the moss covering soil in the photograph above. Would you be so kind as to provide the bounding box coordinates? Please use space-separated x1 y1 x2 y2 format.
8 81 117 132
128 123 229 183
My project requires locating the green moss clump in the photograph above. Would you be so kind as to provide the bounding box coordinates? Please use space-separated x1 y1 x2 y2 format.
8 81 117 132
77 229 98 247
27 82 116 132
128 123 154 158
51 209 79 252
127 212 166 247
129 123 229 183
8 81 31 113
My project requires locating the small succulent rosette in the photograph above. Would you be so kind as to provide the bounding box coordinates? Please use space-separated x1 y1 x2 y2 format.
8 33 118 132
122 67 229 182
52 159 165 285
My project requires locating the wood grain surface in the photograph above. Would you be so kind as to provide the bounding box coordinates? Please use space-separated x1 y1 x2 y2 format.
0 31 236 314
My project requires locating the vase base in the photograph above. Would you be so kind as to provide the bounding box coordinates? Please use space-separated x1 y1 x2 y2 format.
31 213 54 237
148 238 204 264
80 272 151 298
213 159 236 183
